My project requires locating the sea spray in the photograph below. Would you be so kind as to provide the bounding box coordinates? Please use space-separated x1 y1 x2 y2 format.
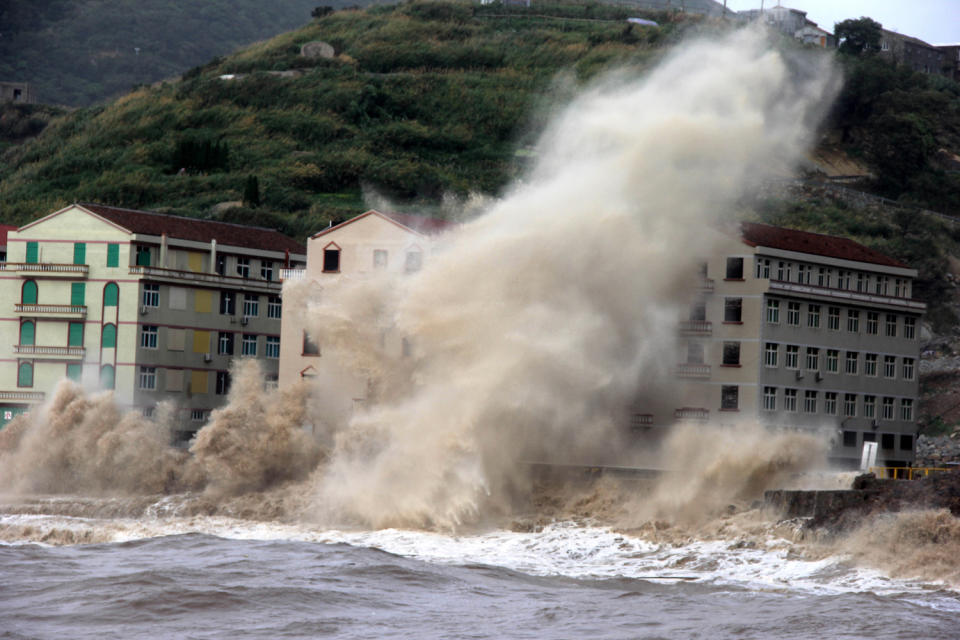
307 26 841 529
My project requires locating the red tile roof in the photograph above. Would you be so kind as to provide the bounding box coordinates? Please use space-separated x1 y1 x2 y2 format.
740 222 907 268
0 224 18 247
78 203 305 254
311 209 456 240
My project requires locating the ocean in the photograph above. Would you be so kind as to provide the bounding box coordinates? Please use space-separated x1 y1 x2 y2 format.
2 504 959 640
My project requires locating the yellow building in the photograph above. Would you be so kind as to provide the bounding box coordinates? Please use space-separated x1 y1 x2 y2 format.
0 203 305 439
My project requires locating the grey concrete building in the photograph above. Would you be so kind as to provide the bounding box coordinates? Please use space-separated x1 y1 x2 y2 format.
880 30 949 76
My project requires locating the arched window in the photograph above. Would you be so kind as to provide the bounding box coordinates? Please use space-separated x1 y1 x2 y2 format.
103 282 119 307
101 323 117 348
19 321 35 346
100 365 115 390
17 362 33 388
21 280 37 304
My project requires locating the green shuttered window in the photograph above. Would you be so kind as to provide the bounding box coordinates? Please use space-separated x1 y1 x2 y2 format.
22 280 37 304
101 324 117 348
25 242 38 264
71 283 85 307
104 283 119 307
107 244 119 267
73 243 86 265
69 322 83 347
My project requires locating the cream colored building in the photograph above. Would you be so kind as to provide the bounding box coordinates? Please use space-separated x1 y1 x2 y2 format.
278 210 454 413
0 203 305 439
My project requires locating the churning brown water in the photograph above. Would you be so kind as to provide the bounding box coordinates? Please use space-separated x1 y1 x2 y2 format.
1 26 958 639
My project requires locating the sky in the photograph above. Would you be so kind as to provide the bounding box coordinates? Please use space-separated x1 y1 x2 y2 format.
720 1 960 45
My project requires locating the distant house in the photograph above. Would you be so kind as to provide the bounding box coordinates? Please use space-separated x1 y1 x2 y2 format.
740 5 835 48
880 30 949 76
934 43 960 82
0 82 35 104
627 0 732 17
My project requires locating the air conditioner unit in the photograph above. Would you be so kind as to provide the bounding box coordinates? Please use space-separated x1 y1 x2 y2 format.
140 305 148 315
240 317 249 326
795 370 804 380
815 371 823 382
229 317 237 324
203 353 212 363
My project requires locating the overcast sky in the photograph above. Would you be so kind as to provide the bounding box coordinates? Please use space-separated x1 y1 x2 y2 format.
721 1 959 45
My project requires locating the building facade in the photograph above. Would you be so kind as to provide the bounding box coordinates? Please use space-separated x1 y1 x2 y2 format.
652 223 925 468
0 82 35 104
0 203 305 439
880 30 949 76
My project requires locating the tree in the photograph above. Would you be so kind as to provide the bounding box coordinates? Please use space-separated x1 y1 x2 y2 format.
243 175 261 208
311 6 333 19
835 17 882 56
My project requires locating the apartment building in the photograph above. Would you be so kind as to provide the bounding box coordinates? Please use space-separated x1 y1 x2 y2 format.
652 222 925 468
0 203 305 439
278 209 454 417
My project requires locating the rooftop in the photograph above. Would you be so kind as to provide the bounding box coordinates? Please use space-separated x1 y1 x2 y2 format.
740 222 908 269
76 203 305 255
310 209 456 240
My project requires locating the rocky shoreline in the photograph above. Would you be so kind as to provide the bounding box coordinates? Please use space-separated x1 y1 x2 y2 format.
915 434 960 467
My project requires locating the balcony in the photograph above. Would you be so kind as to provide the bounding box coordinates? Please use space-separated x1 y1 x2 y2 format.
15 304 87 318
674 407 709 421
279 268 306 282
676 363 711 378
1 262 89 278
768 280 926 311
13 345 85 358
699 278 715 293
129 265 282 294
679 320 712 335
0 390 45 403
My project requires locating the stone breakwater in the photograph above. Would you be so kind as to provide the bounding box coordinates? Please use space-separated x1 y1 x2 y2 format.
915 434 960 468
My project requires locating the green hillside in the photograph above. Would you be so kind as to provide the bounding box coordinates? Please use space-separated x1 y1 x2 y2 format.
0 0 339 106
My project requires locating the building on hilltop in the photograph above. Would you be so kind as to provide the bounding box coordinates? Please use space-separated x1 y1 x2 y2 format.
637 222 925 469
739 5 836 48
0 82 35 104
278 209 455 419
0 203 305 439
880 30 949 76
934 43 960 82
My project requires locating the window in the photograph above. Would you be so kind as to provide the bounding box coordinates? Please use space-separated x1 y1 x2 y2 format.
756 258 770 279
100 365 115 390
104 282 119 307
763 387 777 411
303 331 319 355
882 355 896 378
220 291 236 315
374 250 388 269
828 307 840 330
266 336 280 359
139 366 157 390
776 261 785 281
724 298 742 323
797 264 808 284
722 342 740 366
243 294 259 318
136 245 151 267
17 361 33 388
71 282 85 307
405 251 423 273
807 304 820 328
787 302 800 326
863 395 876 418
766 299 779 324
764 343 778 367
826 349 839 373
67 363 82 382
19 321 35 346
191 409 206 422
894 279 904 297
242 334 257 356
866 312 879 335
903 357 915 381
864 353 878 376
107 243 120 267
847 310 859 333
881 433 895 450
784 388 798 412
881 397 895 420
876 276 889 295
725 257 744 279
844 393 857 417
904 317 916 339
73 243 86 265
142 283 159 307
721 386 739 410
267 296 282 319
785 345 799 369
885 314 897 337
824 392 838 415
260 260 273 281
803 390 817 413
141 325 158 349
845 351 858 375
25 241 38 264
142 407 154 418
102 324 117 348
856 272 865 292
843 430 857 447
68 322 83 347
687 342 704 364
689 303 706 322
216 371 231 395
216 255 227 276
323 247 340 272
901 434 914 451
838 270 851 290
218 332 234 355
22 280 37 304
805 347 819 371
817 267 830 287
236 257 250 278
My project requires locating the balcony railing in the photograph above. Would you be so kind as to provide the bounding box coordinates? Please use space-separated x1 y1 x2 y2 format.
1 262 89 277
676 363 711 378
129 265 282 292
15 304 87 316
679 320 712 335
768 280 926 311
699 278 715 293
279 268 306 282
674 407 710 421
13 345 85 358
0 390 45 403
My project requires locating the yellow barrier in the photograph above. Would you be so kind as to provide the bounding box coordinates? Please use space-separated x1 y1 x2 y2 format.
869 467 951 480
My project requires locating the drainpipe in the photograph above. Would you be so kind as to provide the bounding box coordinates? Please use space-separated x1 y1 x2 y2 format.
160 232 168 268
210 239 217 274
